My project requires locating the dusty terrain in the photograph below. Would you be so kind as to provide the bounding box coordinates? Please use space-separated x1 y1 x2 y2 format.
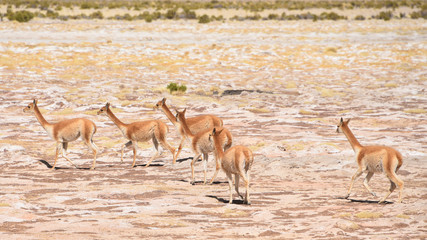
0 18 426 239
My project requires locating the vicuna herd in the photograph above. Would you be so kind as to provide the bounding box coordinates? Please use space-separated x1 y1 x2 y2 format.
24 99 404 204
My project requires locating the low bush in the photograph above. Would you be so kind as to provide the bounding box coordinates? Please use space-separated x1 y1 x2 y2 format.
354 15 366 20
8 10 34 22
46 9 59 19
167 83 187 94
376 11 393 20
410 10 427 19
165 9 177 19
89 11 103 20
198 14 210 23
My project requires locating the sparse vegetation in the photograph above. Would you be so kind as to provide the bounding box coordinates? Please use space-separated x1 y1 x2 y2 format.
198 14 210 23
0 0 425 23
167 83 187 94
355 211 383 219
7 9 34 22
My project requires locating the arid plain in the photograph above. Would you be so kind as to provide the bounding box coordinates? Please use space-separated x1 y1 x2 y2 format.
0 17 426 239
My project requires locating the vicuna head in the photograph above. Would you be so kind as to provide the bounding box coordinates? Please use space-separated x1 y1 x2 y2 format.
209 127 224 146
336 117 350 133
23 99 38 113
175 108 186 123
154 98 167 110
97 102 110 116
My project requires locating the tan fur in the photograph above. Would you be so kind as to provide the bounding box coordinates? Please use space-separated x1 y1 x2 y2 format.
23 99 98 170
176 109 232 185
337 118 404 203
98 103 175 168
155 98 223 163
210 128 253 204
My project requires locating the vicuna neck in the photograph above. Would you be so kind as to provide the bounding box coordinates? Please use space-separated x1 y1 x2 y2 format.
179 115 195 140
161 104 178 125
341 125 363 152
106 108 127 129
33 104 51 129
213 136 225 160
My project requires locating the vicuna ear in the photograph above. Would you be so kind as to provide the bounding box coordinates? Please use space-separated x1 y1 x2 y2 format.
183 108 186 115
340 117 343 123
212 128 217 134
346 119 351 125
33 99 38 105
162 98 166 103
106 102 110 108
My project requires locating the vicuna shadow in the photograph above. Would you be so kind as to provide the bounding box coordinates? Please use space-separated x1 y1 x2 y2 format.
337 196 393 204
38 160 71 170
176 157 196 163
38 160 93 170
134 163 164 168
206 195 246 205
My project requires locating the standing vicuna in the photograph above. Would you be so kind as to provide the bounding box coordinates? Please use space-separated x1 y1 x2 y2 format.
336 118 404 203
97 103 175 168
210 128 253 204
155 98 223 163
175 109 232 185
23 99 98 170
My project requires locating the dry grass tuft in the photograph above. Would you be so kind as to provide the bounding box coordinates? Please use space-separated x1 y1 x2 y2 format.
355 211 383 219
404 109 426 114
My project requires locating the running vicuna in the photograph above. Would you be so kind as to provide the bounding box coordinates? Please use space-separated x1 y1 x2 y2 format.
155 98 223 163
336 118 404 203
175 109 232 185
210 128 253 204
23 99 98 170
97 103 175 168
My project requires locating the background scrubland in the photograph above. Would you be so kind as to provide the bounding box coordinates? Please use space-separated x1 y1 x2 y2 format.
0 0 426 239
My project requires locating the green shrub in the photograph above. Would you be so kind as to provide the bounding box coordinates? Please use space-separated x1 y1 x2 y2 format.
320 12 346 20
410 10 427 19
355 15 366 20
80 3 91 9
89 11 103 20
123 13 133 21
183 8 197 19
377 11 393 20
167 83 187 94
46 10 59 19
198 14 210 23
166 9 176 19
268 13 279 20
8 10 34 22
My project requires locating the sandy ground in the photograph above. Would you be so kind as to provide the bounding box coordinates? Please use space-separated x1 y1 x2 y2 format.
0 19 426 239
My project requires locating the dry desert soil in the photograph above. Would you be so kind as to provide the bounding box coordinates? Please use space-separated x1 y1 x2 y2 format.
0 18 426 239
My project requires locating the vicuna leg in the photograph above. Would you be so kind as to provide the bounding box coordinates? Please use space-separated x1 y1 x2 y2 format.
145 137 160 168
234 174 243 199
203 153 208 184
245 170 251 205
121 141 132 163
159 140 175 163
226 173 233 204
345 167 363 199
51 142 63 170
61 142 78 168
173 137 186 164
363 171 376 197
239 170 250 204
379 172 404 203
190 153 202 185
155 127 176 164
131 141 138 168
209 155 221 185
86 139 98 170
